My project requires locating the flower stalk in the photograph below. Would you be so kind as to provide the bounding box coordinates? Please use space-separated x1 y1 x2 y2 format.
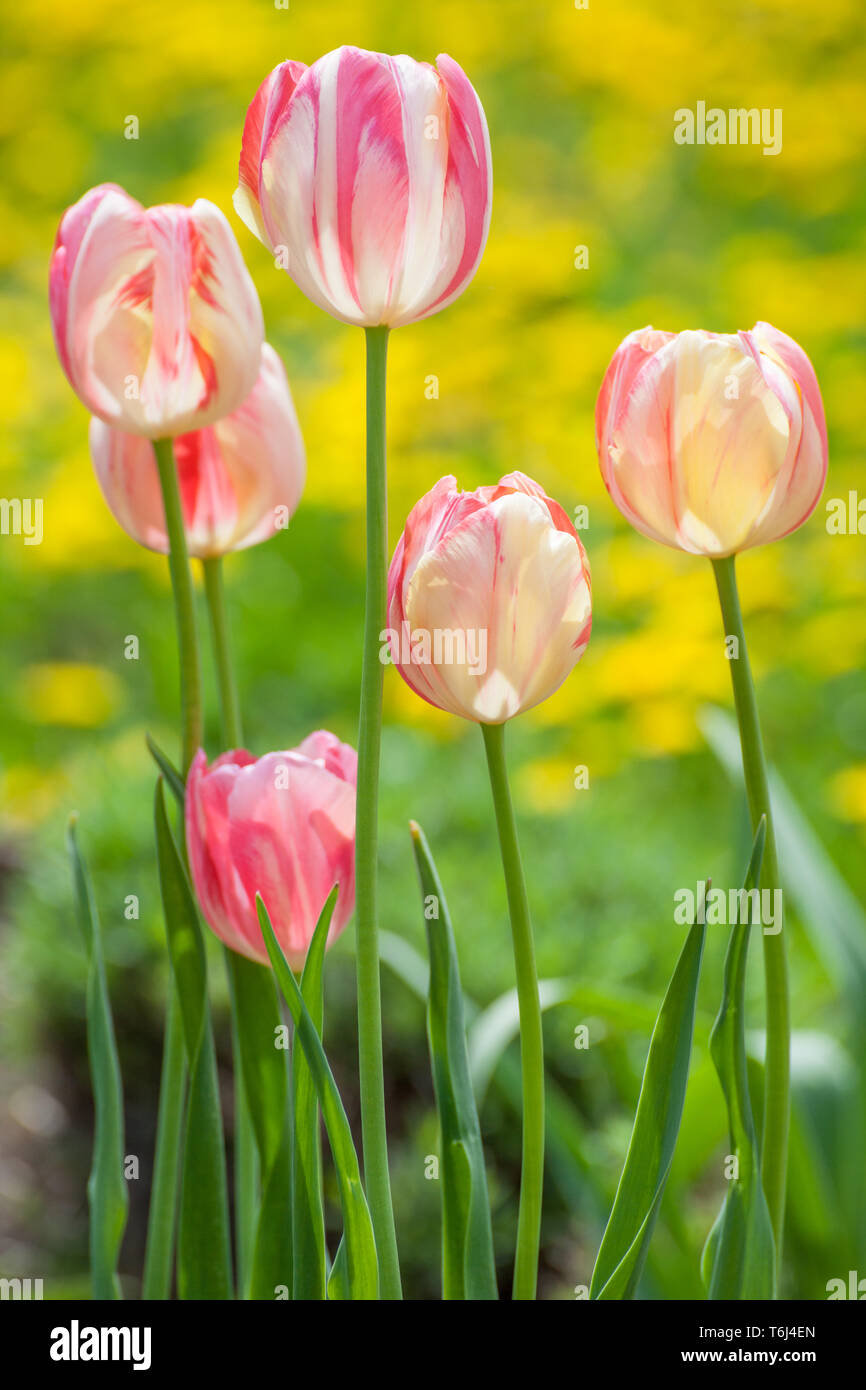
712 554 789 1269
481 720 544 1300
356 325 402 1299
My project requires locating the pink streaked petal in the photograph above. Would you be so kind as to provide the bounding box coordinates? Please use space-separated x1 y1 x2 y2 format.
62 189 154 423
185 750 253 957
411 53 492 323
49 183 132 379
295 730 358 784
334 48 411 320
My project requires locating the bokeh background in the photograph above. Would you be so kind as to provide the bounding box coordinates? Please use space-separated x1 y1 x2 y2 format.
1 0 865 1299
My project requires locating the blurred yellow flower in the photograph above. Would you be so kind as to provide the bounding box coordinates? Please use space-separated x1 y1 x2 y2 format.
16 663 123 727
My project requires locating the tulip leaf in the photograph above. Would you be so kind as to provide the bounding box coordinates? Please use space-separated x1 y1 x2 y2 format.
701 706 866 1020
590 914 707 1299
410 821 498 1300
146 732 186 808
327 1235 350 1302
290 888 332 1299
227 951 291 1299
702 818 776 1299
154 778 232 1299
68 817 129 1301
256 895 378 1300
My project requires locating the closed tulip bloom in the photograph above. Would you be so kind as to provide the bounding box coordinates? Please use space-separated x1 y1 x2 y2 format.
386 472 592 724
234 46 492 328
89 344 305 557
595 323 828 557
50 183 264 437
186 733 357 969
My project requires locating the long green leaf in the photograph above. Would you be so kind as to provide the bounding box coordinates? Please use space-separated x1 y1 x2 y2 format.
701 705 866 1018
292 890 332 1300
141 987 186 1300
154 779 232 1299
702 818 776 1299
256 895 378 1300
590 913 707 1299
227 951 291 1299
68 817 128 1301
146 732 186 809
410 821 497 1300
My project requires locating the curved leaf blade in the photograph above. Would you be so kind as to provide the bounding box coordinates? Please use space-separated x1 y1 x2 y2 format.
68 817 128 1301
227 951 290 1299
292 888 331 1300
256 895 378 1300
703 818 776 1299
590 915 707 1299
155 779 232 1299
410 821 498 1300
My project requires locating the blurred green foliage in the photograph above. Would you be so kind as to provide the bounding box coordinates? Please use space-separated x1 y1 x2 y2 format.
1 0 864 1298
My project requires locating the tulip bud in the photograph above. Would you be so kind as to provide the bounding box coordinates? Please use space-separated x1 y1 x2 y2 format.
50 184 264 437
89 344 305 557
185 733 357 970
386 472 592 724
234 46 492 328
595 323 828 556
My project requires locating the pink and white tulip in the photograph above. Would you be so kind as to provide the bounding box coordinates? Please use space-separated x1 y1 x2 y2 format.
89 344 305 557
185 733 357 970
386 473 592 724
595 323 828 556
234 46 492 328
50 184 264 437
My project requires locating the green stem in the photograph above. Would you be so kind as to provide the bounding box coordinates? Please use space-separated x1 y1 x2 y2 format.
153 438 202 776
355 325 401 1299
202 556 243 748
481 721 544 1301
143 437 204 1298
142 978 186 1299
202 553 261 1297
712 554 789 1271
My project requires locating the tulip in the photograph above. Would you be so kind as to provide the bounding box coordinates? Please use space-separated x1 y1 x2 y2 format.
89 344 305 557
50 183 264 437
386 471 592 724
595 321 830 1269
595 323 828 556
185 732 357 970
234 46 492 328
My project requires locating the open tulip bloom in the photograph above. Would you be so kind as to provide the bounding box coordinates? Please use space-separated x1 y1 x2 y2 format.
596 320 829 1267
388 470 592 1297
233 44 493 1298
186 735 357 969
46 37 839 1308
90 344 305 558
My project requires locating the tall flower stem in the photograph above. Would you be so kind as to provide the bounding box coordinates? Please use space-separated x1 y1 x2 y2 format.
153 439 202 776
356 325 401 1299
202 554 259 1297
143 437 203 1296
202 557 243 748
481 721 544 1301
141 988 185 1299
712 554 789 1268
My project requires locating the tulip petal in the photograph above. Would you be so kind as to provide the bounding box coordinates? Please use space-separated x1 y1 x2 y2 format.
404 490 591 722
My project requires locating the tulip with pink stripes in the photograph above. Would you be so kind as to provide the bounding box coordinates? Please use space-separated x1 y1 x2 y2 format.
595 323 828 556
50 184 264 437
89 344 305 558
387 472 592 724
234 46 492 328
185 733 357 971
